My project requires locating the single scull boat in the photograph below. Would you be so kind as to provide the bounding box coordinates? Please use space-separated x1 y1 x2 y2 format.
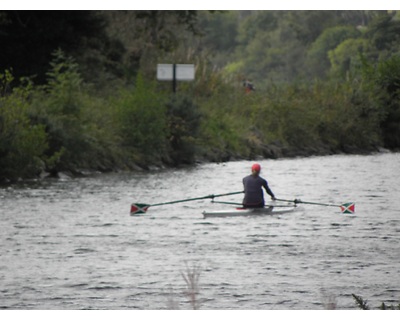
202 205 299 218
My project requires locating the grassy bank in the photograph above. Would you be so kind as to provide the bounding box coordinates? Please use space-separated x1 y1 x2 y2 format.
0 52 398 181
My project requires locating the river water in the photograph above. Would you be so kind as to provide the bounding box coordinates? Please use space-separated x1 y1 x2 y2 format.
0 153 399 310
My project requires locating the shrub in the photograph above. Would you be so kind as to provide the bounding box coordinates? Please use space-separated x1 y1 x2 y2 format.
115 73 168 165
0 72 48 179
166 95 202 165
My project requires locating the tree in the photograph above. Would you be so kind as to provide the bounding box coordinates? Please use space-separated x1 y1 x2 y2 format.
166 95 202 165
365 11 400 61
307 26 360 78
232 11 308 84
194 11 239 68
115 73 168 164
103 11 202 81
328 38 370 78
0 71 48 179
363 56 400 149
0 11 123 85
287 11 354 45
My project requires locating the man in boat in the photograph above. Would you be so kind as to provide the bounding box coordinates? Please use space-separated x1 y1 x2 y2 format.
242 163 276 208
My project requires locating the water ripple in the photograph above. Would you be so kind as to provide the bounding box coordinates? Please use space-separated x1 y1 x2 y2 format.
1 153 399 309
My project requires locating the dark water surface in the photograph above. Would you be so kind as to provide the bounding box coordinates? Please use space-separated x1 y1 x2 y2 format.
1 153 399 309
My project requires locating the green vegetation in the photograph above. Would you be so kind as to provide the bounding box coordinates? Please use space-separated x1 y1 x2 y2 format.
1 11 400 181
352 294 400 310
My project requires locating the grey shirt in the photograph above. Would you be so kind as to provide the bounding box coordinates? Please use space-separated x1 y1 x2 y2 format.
242 174 275 207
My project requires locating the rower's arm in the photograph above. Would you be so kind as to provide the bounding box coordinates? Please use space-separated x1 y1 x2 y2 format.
264 182 275 199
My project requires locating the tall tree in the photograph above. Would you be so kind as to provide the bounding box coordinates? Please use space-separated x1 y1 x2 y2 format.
306 26 361 78
103 11 202 81
0 11 123 84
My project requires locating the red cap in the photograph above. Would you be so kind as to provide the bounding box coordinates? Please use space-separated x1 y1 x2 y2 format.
251 163 261 172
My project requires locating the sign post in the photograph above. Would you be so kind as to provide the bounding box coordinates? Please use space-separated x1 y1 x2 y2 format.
172 64 177 93
157 64 195 93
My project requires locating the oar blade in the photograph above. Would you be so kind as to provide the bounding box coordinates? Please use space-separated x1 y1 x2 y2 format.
340 202 355 214
130 203 150 215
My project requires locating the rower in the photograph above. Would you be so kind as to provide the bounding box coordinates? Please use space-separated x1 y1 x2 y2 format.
242 163 276 208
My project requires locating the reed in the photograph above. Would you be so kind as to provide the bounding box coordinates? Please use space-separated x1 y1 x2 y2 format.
320 289 337 310
181 262 202 310
352 293 400 310
165 262 202 310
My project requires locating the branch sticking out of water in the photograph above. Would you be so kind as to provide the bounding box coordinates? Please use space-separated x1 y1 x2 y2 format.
320 288 337 310
352 294 400 310
352 294 370 310
181 262 201 310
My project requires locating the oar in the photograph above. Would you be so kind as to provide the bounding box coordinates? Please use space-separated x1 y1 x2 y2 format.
131 191 244 215
210 200 296 208
211 200 243 206
275 198 355 213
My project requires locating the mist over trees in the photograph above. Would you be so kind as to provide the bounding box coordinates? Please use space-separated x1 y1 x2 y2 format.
1 10 400 180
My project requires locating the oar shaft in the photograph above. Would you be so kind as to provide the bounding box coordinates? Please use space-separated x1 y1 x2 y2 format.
298 200 339 207
150 191 244 207
275 198 339 207
211 200 243 206
150 196 211 207
275 198 355 214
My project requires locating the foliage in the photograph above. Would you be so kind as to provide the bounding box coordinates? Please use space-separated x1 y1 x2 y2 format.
31 50 93 171
114 73 168 165
366 12 400 57
352 294 400 310
287 11 362 45
361 56 400 148
0 71 48 179
197 11 238 59
103 11 203 82
17 50 125 175
328 38 370 78
165 95 202 165
307 26 361 78
0 11 120 85
233 11 307 84
197 72 384 161
352 294 370 310
197 84 250 160
2 10 400 180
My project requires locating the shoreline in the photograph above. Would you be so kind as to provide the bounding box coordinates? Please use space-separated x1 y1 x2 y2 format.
0 144 395 184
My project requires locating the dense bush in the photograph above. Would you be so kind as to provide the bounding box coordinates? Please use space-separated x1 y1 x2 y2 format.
362 56 400 149
114 74 168 166
0 48 394 181
196 74 384 162
165 95 202 165
0 72 48 178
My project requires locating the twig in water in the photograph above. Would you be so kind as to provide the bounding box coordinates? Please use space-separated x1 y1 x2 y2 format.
181 262 201 310
352 293 370 310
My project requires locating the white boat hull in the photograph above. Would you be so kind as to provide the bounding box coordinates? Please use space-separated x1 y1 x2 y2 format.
202 205 297 218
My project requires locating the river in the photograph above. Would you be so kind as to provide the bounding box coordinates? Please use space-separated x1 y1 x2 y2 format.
0 153 399 310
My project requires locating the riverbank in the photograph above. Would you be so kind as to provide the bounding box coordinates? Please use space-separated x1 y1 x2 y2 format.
196 140 393 164
2 55 399 183
1 143 394 185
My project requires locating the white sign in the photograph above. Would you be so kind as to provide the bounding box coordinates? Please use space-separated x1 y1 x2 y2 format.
157 64 173 80
157 64 195 81
176 64 195 81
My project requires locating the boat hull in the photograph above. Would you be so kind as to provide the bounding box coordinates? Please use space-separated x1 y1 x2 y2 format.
202 205 297 218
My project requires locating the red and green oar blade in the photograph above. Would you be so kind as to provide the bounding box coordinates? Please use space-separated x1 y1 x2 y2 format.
131 191 244 215
275 198 355 213
340 202 356 214
130 203 150 215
